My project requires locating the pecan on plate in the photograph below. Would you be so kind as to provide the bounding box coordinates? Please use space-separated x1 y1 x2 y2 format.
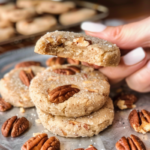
11 117 29 137
85 145 97 150
53 68 75 75
115 94 137 110
46 57 66 66
41 136 60 150
15 61 41 68
1 116 17 137
0 98 12 112
67 66 81 73
67 58 80 65
116 134 146 150
21 133 48 150
128 109 150 134
48 85 80 104
19 68 35 87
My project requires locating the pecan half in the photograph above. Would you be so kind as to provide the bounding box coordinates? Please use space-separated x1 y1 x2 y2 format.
21 133 48 150
116 134 146 150
41 136 60 150
0 98 12 112
67 58 80 65
11 117 29 137
53 68 75 75
15 61 41 68
67 66 81 73
85 145 97 150
19 69 35 87
128 109 150 134
48 85 80 104
115 94 137 110
46 57 66 66
1 116 17 137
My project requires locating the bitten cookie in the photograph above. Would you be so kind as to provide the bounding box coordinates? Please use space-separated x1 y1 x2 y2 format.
1 7 36 22
59 8 96 25
16 15 57 35
0 27 15 41
30 65 110 117
0 66 44 108
36 1 75 14
37 97 114 137
35 31 120 66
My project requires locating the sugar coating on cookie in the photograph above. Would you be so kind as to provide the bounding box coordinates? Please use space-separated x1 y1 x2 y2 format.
37 97 114 137
0 66 45 108
34 31 120 66
30 65 110 117
59 8 96 25
16 15 57 35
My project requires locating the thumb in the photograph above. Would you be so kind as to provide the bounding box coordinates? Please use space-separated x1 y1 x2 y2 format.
81 17 150 49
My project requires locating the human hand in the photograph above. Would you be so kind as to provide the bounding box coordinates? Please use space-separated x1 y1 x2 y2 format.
81 17 150 92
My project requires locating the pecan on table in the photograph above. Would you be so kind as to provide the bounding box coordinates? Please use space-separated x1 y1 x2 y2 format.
67 58 80 65
67 66 81 73
1 116 17 137
114 94 137 110
116 134 146 150
48 84 80 104
41 136 60 150
85 145 97 150
128 109 150 134
15 61 41 68
21 133 48 150
11 117 29 137
0 98 12 112
53 68 75 75
46 57 66 66
19 68 35 87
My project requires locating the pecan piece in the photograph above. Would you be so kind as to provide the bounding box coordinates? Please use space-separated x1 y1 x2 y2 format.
11 117 29 137
15 61 41 68
116 135 146 150
67 58 80 65
67 66 81 73
115 94 137 110
1 116 17 137
19 69 35 87
46 57 66 66
48 85 80 104
21 133 48 150
41 136 60 150
128 109 150 134
53 68 75 75
73 37 91 47
0 98 12 112
85 145 97 150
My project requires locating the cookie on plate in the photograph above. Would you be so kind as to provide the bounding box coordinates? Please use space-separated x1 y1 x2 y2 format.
36 1 75 14
1 7 36 22
34 31 120 67
59 8 96 25
16 15 57 35
37 97 114 137
0 66 45 108
0 27 15 41
30 65 110 117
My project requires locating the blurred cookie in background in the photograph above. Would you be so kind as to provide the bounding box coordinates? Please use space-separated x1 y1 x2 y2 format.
17 0 40 8
36 1 75 14
16 15 57 35
59 8 96 25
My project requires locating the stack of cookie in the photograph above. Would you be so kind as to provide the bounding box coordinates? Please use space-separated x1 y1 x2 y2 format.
29 31 121 137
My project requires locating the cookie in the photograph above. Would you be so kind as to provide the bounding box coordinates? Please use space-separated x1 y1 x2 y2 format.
37 97 114 137
16 15 57 35
30 65 110 117
0 3 16 14
0 18 13 28
0 27 15 41
59 8 96 25
36 1 75 14
34 31 120 67
0 66 45 108
1 7 36 22
17 0 40 8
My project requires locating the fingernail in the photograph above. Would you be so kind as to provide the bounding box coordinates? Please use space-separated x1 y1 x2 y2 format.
123 47 145 65
146 60 150 69
81 21 106 32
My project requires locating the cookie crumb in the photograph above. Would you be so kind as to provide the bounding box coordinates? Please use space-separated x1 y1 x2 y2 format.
20 107 25 113
33 132 42 137
35 119 41 124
